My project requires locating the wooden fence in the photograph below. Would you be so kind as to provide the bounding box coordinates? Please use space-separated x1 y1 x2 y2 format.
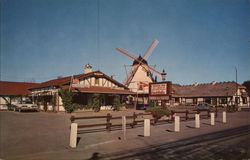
70 109 218 131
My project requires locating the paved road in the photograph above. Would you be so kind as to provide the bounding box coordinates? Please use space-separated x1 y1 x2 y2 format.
99 125 250 160
0 110 249 160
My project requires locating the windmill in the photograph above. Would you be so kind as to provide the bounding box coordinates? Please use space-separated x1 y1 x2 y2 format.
116 40 166 93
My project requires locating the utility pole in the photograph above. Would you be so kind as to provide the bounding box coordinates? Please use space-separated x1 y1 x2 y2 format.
235 66 238 107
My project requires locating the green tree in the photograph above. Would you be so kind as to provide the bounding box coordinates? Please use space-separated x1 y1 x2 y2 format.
58 89 75 113
242 80 250 96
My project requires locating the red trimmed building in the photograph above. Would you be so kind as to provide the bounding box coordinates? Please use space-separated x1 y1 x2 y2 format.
0 81 39 110
171 81 249 107
28 65 134 112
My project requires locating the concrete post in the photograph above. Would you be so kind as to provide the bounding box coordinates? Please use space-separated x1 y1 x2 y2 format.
122 116 126 140
174 116 180 132
69 123 78 148
144 119 150 137
223 111 226 123
195 114 200 128
210 113 215 126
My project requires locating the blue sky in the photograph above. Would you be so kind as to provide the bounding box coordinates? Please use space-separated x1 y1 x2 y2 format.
1 0 249 85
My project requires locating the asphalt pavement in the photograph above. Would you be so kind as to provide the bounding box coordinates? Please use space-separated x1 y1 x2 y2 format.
0 110 249 160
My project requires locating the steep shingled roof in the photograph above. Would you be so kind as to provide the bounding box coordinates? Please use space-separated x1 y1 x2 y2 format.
0 81 39 96
172 81 246 97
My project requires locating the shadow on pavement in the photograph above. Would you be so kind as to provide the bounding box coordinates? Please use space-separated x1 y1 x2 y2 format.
186 125 195 129
88 152 101 160
99 125 250 160
202 122 211 126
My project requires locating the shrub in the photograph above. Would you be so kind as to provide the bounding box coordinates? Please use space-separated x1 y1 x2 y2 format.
91 94 104 112
146 107 171 120
112 95 121 111
58 89 75 113
73 104 92 110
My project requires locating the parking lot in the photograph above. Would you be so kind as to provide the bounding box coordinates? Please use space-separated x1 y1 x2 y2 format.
0 111 70 159
0 109 249 160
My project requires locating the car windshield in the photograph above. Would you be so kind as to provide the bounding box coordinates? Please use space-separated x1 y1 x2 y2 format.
19 101 32 104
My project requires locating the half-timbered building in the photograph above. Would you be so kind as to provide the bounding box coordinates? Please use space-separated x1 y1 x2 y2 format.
29 64 134 112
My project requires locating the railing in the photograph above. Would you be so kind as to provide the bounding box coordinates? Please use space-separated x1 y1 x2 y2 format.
171 109 218 121
70 109 219 131
70 112 155 131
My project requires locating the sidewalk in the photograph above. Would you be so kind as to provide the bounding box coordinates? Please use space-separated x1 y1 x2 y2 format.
9 111 250 160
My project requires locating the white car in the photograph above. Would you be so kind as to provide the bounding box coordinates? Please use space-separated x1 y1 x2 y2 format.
14 100 38 112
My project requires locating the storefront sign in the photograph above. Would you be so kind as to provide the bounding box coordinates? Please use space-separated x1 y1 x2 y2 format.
149 81 172 100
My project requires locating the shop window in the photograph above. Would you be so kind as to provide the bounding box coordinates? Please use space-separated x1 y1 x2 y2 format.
220 98 227 104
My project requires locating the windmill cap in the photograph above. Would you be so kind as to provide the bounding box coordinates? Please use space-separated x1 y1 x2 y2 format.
132 56 148 65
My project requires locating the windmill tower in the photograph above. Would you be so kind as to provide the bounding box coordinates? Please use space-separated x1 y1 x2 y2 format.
116 40 166 94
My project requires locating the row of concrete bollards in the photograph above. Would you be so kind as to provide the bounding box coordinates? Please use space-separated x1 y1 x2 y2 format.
174 111 226 132
69 111 227 148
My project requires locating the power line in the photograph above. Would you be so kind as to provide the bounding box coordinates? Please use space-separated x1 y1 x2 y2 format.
97 0 100 70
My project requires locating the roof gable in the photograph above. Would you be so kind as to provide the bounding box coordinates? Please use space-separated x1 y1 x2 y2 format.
29 71 128 90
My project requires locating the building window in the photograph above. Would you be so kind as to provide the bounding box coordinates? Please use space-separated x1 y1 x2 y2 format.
95 78 99 86
243 97 247 104
174 98 180 103
204 98 211 104
193 98 197 104
220 98 227 104
235 97 240 104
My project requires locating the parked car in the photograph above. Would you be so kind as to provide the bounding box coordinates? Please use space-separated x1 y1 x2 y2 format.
136 102 148 110
13 100 38 112
196 103 212 111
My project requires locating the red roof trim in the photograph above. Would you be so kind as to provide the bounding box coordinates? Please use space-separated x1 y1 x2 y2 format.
0 81 39 96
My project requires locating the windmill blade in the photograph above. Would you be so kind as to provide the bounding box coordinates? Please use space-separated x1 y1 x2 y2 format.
117 47 150 85
124 64 141 85
120 50 161 76
142 40 159 60
117 47 146 66
144 63 163 76
116 48 137 60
